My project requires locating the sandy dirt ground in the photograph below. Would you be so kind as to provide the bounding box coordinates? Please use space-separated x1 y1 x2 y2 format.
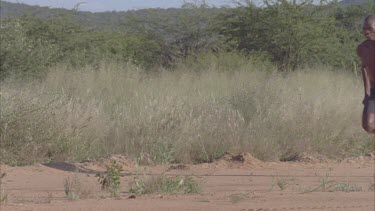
0 153 374 211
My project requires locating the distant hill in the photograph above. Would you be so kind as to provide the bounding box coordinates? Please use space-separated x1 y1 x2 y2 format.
0 1 149 29
0 1 77 19
1 1 226 30
0 1 215 30
0 0 372 29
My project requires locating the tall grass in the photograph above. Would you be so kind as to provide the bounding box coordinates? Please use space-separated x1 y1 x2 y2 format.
1 59 373 165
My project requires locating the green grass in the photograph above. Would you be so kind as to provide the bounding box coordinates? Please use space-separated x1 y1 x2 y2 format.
333 182 362 192
229 193 249 203
301 175 363 193
129 174 201 195
1 58 373 165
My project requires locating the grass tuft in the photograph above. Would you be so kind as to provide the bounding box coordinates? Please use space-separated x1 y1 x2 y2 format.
0 173 7 204
301 174 363 193
333 182 363 192
129 174 201 195
229 193 249 203
63 174 91 200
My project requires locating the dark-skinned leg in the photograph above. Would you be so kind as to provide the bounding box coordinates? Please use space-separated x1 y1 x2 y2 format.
362 89 375 133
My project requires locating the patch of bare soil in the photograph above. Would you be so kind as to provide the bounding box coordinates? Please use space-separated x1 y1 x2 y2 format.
1 153 374 211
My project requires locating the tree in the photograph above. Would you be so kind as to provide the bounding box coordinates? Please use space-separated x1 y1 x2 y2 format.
0 14 162 78
122 1 224 67
0 17 60 78
217 0 355 71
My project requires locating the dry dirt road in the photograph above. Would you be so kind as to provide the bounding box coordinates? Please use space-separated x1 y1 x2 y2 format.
1 153 374 211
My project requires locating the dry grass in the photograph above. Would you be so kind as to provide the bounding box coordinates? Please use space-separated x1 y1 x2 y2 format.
229 193 250 203
301 176 363 193
0 173 7 204
63 174 92 200
1 60 373 165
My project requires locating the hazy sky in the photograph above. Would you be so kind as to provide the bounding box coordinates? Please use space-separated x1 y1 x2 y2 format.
4 0 239 12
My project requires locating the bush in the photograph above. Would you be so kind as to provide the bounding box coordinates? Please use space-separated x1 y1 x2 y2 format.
130 174 201 195
0 18 60 78
0 15 165 79
96 161 123 197
216 0 368 71
123 1 225 67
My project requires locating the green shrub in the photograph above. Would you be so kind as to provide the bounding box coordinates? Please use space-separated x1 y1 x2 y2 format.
216 0 369 71
96 161 123 197
0 18 60 78
130 174 201 195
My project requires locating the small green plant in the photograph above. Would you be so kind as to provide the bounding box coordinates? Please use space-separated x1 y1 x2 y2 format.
229 193 249 203
302 174 336 193
276 178 289 191
269 177 291 191
129 174 201 195
97 161 123 197
334 182 362 192
319 176 336 192
0 190 7 204
301 175 363 193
